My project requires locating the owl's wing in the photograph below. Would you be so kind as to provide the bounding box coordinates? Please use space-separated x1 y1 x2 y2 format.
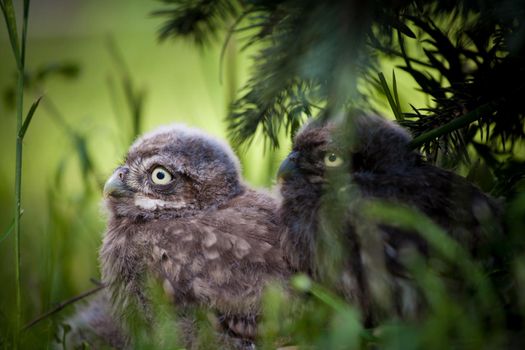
353 164 502 252
349 164 502 321
146 191 287 339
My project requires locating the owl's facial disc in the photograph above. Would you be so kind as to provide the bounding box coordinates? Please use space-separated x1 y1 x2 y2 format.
277 148 345 187
104 162 194 218
277 125 351 192
104 124 245 219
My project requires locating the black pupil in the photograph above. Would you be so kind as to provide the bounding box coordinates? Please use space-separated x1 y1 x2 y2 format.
156 171 165 180
328 154 337 162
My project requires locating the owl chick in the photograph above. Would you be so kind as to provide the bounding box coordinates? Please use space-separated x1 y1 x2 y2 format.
60 290 128 349
100 125 289 348
277 113 502 324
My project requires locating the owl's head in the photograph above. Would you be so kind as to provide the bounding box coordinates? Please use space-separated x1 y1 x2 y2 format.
277 113 418 272
104 125 244 220
277 113 416 195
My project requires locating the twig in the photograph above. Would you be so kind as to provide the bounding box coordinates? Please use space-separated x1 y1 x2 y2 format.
408 100 498 149
23 284 105 331
219 7 253 84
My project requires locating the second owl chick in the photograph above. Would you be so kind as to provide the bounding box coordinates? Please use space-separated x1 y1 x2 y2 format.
59 290 127 349
278 113 502 324
100 125 289 348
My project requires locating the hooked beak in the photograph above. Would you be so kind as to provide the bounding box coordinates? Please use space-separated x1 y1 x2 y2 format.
103 166 132 197
277 151 299 181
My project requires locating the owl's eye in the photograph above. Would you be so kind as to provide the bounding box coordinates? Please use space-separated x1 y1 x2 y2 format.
324 152 343 167
151 167 173 185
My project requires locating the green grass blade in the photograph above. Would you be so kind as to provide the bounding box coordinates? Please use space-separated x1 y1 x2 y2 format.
0 218 15 244
378 72 403 121
392 70 402 118
1 0 21 66
0 210 24 244
292 274 351 312
21 0 30 65
18 96 42 139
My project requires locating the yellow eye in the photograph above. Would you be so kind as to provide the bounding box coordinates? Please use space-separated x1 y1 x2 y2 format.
151 167 172 185
324 152 343 167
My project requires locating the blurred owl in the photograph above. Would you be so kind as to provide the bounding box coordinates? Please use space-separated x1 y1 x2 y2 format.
60 290 128 349
100 125 289 348
277 113 502 324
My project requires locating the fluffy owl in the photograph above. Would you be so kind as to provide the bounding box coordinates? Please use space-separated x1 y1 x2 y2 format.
100 125 289 348
277 113 502 324
60 290 128 349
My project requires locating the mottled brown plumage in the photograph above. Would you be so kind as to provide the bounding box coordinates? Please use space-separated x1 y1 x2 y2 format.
61 290 127 349
99 125 289 348
278 113 502 324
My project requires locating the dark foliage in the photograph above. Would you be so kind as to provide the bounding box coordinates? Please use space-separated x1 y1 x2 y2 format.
154 0 241 45
156 0 525 198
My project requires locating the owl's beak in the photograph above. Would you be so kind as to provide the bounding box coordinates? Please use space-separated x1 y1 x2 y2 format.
104 167 133 197
277 151 299 181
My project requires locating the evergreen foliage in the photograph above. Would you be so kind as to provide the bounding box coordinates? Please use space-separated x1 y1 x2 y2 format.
157 0 525 197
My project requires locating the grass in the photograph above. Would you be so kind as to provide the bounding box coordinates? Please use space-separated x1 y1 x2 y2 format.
0 0 41 347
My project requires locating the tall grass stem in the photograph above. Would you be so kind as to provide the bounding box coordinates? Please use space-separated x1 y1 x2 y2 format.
1 0 33 347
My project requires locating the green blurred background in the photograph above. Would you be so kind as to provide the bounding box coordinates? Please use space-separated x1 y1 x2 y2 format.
0 0 290 339
0 0 426 345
